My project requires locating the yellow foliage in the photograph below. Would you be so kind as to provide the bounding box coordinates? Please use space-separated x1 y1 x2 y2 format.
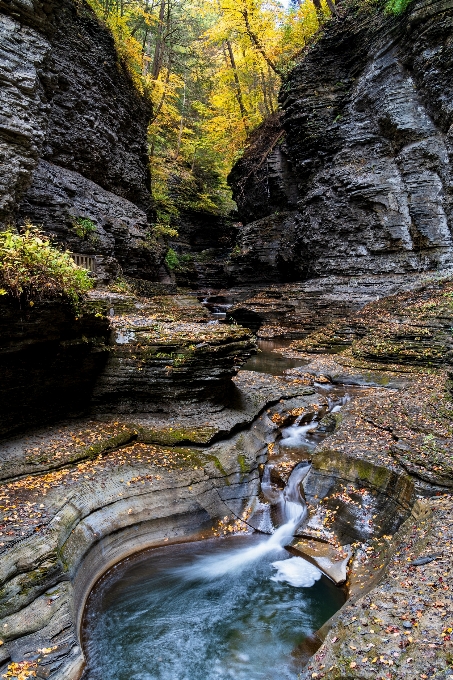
84 0 332 218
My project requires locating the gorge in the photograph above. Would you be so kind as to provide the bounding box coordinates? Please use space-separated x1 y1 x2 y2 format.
0 0 452 678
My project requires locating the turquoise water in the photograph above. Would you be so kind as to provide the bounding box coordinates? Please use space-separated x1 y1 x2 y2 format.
82 535 344 680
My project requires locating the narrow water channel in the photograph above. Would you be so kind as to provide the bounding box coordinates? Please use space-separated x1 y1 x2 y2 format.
82 339 349 679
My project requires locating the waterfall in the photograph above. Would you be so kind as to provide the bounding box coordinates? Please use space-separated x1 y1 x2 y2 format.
182 391 350 582
181 462 311 580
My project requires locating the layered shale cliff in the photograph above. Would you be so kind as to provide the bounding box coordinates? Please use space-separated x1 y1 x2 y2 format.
0 0 165 282
228 0 453 284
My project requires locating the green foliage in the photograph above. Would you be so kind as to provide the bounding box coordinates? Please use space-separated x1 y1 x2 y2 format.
72 217 97 240
152 224 179 239
0 226 93 304
385 0 412 13
165 247 180 270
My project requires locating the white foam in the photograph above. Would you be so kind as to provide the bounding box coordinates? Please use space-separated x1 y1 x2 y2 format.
185 519 301 579
271 557 322 588
280 422 317 448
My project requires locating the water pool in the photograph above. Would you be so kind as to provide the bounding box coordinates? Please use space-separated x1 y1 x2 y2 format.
82 535 344 680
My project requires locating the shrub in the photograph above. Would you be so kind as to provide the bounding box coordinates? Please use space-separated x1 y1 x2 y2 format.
385 0 412 14
0 226 93 304
72 216 97 240
152 224 179 239
165 247 180 270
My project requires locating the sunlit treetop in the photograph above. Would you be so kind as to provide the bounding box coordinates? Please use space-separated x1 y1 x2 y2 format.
86 0 333 220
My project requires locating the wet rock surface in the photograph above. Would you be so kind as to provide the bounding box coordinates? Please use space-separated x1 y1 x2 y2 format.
289 540 352 586
260 276 453 678
301 450 415 545
226 273 429 337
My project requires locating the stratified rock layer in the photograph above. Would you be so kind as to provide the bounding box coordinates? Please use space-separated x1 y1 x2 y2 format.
228 0 453 284
0 0 164 281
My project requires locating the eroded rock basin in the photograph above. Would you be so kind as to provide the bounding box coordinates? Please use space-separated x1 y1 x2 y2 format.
82 535 345 680
0 335 451 680
78 341 409 680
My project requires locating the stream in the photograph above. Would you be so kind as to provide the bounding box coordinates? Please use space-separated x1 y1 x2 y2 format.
82 340 351 680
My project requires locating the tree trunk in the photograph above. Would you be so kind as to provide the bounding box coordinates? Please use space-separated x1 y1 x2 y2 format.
240 6 284 78
152 0 166 80
225 40 249 131
174 80 186 161
149 60 172 125
326 0 337 15
259 69 271 116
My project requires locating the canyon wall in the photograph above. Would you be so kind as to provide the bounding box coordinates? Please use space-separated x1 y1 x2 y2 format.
228 0 453 284
0 0 165 282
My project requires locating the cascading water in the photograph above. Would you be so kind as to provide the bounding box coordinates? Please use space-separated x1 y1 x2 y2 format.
82 347 353 679
183 462 312 580
279 417 317 448
253 392 351 544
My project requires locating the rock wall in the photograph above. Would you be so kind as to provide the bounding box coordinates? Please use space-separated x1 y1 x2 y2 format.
0 0 164 281
0 299 110 438
227 113 299 226
228 0 453 284
169 211 238 289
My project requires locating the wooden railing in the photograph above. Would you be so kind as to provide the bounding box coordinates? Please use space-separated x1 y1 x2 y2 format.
71 253 97 273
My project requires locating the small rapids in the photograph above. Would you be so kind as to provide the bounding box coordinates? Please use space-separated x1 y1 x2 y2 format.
82 343 353 680
178 463 310 580
280 419 316 449
191 396 340 581
271 557 322 588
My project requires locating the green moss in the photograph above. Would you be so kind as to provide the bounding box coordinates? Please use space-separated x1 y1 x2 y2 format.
313 449 394 489
0 551 61 617
237 454 249 480
138 425 218 446
205 455 229 480
363 371 390 386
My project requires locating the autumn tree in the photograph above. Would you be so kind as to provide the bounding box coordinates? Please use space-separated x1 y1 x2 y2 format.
85 0 333 225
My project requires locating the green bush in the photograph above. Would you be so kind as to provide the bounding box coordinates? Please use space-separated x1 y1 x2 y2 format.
165 247 180 270
0 226 93 304
72 216 97 240
385 0 412 14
